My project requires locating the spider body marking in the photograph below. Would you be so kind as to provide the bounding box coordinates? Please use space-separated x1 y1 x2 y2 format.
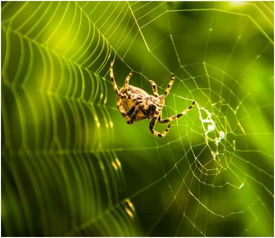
110 61 195 137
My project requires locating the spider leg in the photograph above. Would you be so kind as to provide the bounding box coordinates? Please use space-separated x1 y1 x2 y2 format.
126 101 146 124
149 80 159 96
124 71 133 88
163 74 176 97
127 109 140 124
117 97 129 119
159 101 196 123
110 61 119 95
149 117 171 137
126 100 141 117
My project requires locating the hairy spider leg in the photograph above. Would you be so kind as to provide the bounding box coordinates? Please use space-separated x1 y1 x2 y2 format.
159 101 196 123
126 101 143 124
149 117 171 137
127 109 140 124
124 72 133 88
163 74 176 97
149 80 159 96
110 61 119 95
127 100 141 117
117 97 128 118
127 105 136 117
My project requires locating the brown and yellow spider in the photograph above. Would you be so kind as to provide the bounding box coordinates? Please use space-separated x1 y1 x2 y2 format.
110 61 195 137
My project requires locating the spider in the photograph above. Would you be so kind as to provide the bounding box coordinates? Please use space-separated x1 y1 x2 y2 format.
110 61 195 137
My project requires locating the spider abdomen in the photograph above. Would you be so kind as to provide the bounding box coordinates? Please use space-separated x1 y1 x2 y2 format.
120 85 149 98
117 86 156 122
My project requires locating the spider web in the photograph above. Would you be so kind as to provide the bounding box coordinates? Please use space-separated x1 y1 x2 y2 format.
2 1 273 236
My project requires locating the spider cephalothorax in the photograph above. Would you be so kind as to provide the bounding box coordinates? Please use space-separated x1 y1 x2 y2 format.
110 61 195 137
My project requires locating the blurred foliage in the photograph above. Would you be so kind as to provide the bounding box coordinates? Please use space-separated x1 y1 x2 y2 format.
1 1 274 237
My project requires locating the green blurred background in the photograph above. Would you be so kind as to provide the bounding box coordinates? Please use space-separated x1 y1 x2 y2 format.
1 1 274 236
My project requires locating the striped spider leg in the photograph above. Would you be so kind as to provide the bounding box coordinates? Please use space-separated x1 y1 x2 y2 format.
158 101 196 124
